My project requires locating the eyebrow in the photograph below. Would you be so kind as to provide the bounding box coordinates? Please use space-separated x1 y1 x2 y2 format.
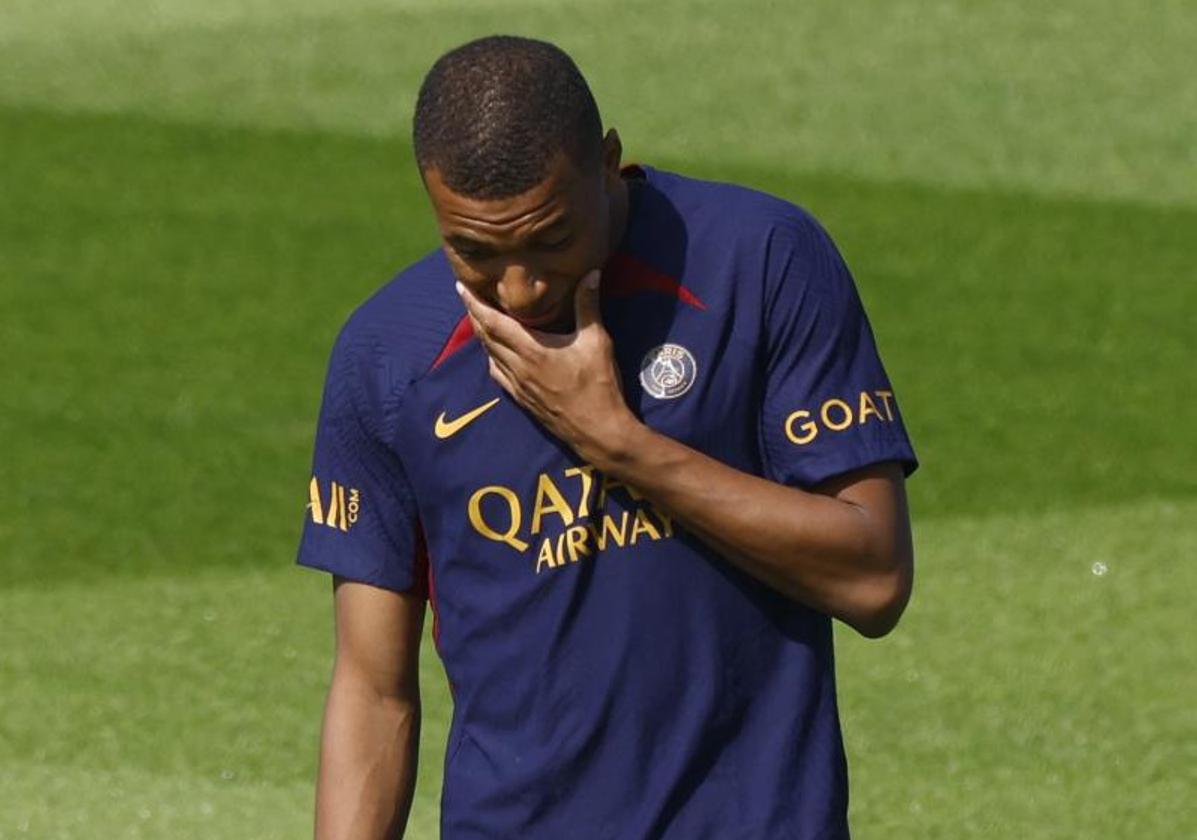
446 217 572 253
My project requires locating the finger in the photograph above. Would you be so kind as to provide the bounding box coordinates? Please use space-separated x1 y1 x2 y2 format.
457 283 497 338
573 269 602 332
457 282 530 350
464 310 492 354
457 282 501 337
487 356 519 398
482 327 526 373
467 315 538 402
490 356 549 419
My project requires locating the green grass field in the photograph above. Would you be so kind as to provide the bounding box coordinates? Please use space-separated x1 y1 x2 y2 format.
3 1 1195 837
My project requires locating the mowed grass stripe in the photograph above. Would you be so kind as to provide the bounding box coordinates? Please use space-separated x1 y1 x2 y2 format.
1 759 444 839
1 106 437 585
4 107 1196 586
2 497 1193 837
2 762 312 840
0 565 452 839
838 496 1197 838
2 1 1194 207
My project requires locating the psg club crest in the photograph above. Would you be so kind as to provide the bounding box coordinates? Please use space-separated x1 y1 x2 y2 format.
639 343 697 400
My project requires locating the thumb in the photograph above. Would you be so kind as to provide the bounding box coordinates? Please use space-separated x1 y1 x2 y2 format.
574 269 602 332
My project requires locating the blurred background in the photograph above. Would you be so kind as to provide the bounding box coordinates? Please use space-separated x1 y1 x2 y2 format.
2 1 1195 837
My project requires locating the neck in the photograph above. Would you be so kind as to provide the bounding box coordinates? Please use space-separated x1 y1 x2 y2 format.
605 176 631 258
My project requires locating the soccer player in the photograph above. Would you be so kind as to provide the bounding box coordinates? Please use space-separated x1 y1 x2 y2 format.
298 35 917 840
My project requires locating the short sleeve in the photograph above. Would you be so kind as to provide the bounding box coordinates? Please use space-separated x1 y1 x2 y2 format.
296 326 426 594
758 213 917 489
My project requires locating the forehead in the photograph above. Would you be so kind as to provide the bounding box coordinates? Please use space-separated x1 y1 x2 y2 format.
423 152 595 237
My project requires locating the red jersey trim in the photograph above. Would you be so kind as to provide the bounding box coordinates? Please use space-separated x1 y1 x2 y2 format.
603 251 707 311
430 314 475 370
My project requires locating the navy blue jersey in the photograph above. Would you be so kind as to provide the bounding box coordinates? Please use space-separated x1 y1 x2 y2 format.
298 165 917 838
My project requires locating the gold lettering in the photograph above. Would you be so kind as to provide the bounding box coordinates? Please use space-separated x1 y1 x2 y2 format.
858 391 883 424
346 488 360 524
564 465 596 518
467 485 530 551
564 525 591 563
337 483 349 531
784 409 818 445
535 538 556 573
531 473 575 535
649 506 674 538
308 477 325 525
630 508 662 544
821 398 853 431
326 481 343 531
587 511 629 550
554 532 566 567
875 390 895 421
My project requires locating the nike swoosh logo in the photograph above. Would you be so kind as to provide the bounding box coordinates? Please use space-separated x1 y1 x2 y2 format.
434 397 501 439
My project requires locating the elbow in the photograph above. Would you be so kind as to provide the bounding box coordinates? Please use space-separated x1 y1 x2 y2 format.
843 553 913 639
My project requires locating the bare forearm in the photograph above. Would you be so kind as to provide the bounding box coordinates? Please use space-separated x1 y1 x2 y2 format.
455 280 912 636
585 417 911 636
315 672 421 840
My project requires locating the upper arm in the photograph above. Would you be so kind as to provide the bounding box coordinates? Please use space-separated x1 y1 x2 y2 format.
815 461 914 636
816 461 913 572
332 577 426 701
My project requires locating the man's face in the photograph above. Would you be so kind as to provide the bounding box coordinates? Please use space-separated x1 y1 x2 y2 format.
423 135 622 333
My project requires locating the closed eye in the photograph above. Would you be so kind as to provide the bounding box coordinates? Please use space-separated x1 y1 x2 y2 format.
453 244 493 261
536 234 573 252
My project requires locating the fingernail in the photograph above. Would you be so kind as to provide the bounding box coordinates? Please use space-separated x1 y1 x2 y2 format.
585 270 600 290
455 281 465 296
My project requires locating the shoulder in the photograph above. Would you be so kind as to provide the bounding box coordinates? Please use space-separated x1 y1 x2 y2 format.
642 166 830 252
635 166 849 325
335 248 460 363
323 249 464 434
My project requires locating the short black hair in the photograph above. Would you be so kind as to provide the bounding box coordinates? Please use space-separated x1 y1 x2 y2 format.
413 36 604 199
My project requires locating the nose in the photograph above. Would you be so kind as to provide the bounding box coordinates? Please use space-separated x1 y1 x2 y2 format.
493 262 543 314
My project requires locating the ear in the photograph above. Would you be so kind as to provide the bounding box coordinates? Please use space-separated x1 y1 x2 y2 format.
601 128 623 188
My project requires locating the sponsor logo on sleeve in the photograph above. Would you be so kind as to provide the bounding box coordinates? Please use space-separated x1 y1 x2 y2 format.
784 390 898 446
308 476 360 532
